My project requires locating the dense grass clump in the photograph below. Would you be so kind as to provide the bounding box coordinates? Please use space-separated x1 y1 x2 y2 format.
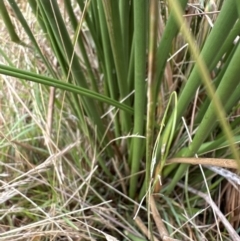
0 0 240 240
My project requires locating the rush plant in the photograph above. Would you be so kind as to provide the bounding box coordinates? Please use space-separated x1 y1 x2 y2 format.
0 0 240 240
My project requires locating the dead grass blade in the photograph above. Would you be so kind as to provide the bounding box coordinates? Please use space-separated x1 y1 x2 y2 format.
177 182 240 241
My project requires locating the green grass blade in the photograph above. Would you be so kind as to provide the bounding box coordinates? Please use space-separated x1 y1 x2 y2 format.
155 0 188 91
0 1 21 43
8 0 56 76
129 0 147 198
102 0 131 134
176 1 238 121
165 0 240 194
0 64 133 114
145 0 159 195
